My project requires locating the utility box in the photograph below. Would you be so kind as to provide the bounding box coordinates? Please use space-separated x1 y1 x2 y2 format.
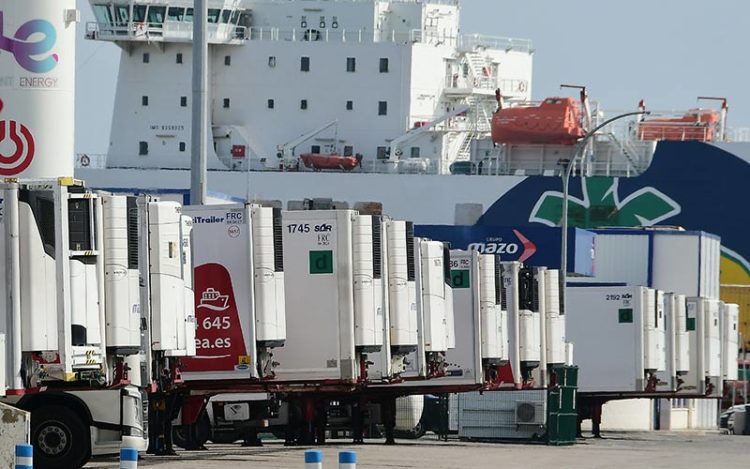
567 286 665 392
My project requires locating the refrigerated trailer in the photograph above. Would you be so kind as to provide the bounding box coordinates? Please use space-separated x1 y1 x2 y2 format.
0 179 195 468
680 297 722 396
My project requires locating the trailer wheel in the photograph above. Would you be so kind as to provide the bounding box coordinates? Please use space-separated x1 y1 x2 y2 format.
31 405 90 469
173 412 210 450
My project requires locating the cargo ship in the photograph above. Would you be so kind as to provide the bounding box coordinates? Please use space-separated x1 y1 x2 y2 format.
77 0 750 293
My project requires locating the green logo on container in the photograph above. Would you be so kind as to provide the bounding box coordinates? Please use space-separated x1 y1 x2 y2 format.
451 270 471 289
618 308 633 324
309 250 333 274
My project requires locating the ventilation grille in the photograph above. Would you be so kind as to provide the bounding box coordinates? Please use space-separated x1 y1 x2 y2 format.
500 265 509 310
273 207 284 272
126 197 139 270
442 244 451 284
519 268 538 312
405 222 415 281
372 216 382 279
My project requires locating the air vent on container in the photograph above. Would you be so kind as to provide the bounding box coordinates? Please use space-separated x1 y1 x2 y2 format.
406 221 415 281
372 216 382 279
494 256 502 306
273 207 284 272
127 197 139 269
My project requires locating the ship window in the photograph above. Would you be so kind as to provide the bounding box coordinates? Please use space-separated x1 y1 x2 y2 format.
133 5 147 23
224 55 231 66
93 5 114 25
346 57 356 73
221 10 232 23
223 98 231 109
268 56 277 67
301 57 310 72
332 16 339 29
346 100 353 111
167 7 184 22
311 145 321 154
300 16 307 29
147 6 166 24
380 58 389 73
267 99 275 109
176 52 183 64
378 101 388 116
114 6 129 25
139 141 148 155
207 9 221 23
344 145 354 157
300 99 308 110
142 53 150 63
180 96 187 107
141 96 149 106
179 142 186 152
377 146 388 160
230 10 241 24
410 147 421 158
184 8 194 23
319 16 326 29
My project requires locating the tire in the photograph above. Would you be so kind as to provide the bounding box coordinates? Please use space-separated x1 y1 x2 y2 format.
394 422 426 440
173 413 210 450
31 405 91 469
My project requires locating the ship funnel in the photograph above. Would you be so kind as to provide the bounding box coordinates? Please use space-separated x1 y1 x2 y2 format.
0 1 77 178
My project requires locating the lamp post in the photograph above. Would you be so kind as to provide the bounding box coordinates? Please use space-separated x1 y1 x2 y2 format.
559 110 649 313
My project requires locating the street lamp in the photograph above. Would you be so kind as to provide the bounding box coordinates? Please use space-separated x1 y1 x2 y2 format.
558 110 649 313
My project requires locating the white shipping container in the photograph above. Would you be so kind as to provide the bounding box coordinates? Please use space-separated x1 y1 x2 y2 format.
720 303 739 382
680 297 721 395
500 262 523 388
656 291 678 392
587 230 721 299
544 269 566 366
274 210 358 382
518 268 542 366
670 294 690 375
250 206 286 346
478 254 503 362
420 241 449 353
567 286 662 393
386 221 418 351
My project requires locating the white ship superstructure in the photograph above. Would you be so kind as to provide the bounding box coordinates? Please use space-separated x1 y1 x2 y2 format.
87 0 533 174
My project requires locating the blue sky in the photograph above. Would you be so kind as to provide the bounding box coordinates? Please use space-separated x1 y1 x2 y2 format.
75 0 750 153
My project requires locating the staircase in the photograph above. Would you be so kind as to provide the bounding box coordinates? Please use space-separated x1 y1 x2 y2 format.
465 52 492 89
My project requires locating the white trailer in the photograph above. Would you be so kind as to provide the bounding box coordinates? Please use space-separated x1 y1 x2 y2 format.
680 297 721 395
180 204 286 382
567 286 665 393
0 179 194 468
656 291 681 392
720 302 739 383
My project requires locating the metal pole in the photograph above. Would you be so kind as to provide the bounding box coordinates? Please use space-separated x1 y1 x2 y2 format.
191 0 209 205
559 111 649 314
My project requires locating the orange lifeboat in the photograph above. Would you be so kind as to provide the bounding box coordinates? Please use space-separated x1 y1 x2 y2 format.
637 109 722 142
300 153 361 171
491 97 586 145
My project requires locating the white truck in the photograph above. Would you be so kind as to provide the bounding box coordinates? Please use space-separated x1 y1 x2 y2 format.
0 178 194 468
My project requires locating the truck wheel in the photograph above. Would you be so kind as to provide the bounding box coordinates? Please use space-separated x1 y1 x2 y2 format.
31 405 90 469
173 413 210 450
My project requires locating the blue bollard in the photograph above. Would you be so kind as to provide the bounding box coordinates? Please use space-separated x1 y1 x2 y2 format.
339 450 357 469
120 447 139 469
15 444 32 469
304 449 323 469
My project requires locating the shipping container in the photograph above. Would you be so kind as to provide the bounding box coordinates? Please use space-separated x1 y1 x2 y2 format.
680 297 722 395
567 286 665 393
583 229 720 299
720 303 739 382
180 204 285 381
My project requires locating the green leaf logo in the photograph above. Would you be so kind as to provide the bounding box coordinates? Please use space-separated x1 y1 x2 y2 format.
529 177 681 228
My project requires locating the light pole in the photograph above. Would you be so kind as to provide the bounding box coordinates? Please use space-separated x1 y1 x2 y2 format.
559 110 649 313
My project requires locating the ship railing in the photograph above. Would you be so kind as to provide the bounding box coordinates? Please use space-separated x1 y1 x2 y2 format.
86 21 248 43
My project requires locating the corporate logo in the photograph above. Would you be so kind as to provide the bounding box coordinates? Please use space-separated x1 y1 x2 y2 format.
530 177 681 228
0 114 35 175
468 229 537 262
0 11 59 73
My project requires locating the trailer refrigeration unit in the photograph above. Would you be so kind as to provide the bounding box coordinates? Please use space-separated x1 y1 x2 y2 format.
567 286 666 393
720 303 739 383
657 293 690 392
680 297 722 396
0 179 195 468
